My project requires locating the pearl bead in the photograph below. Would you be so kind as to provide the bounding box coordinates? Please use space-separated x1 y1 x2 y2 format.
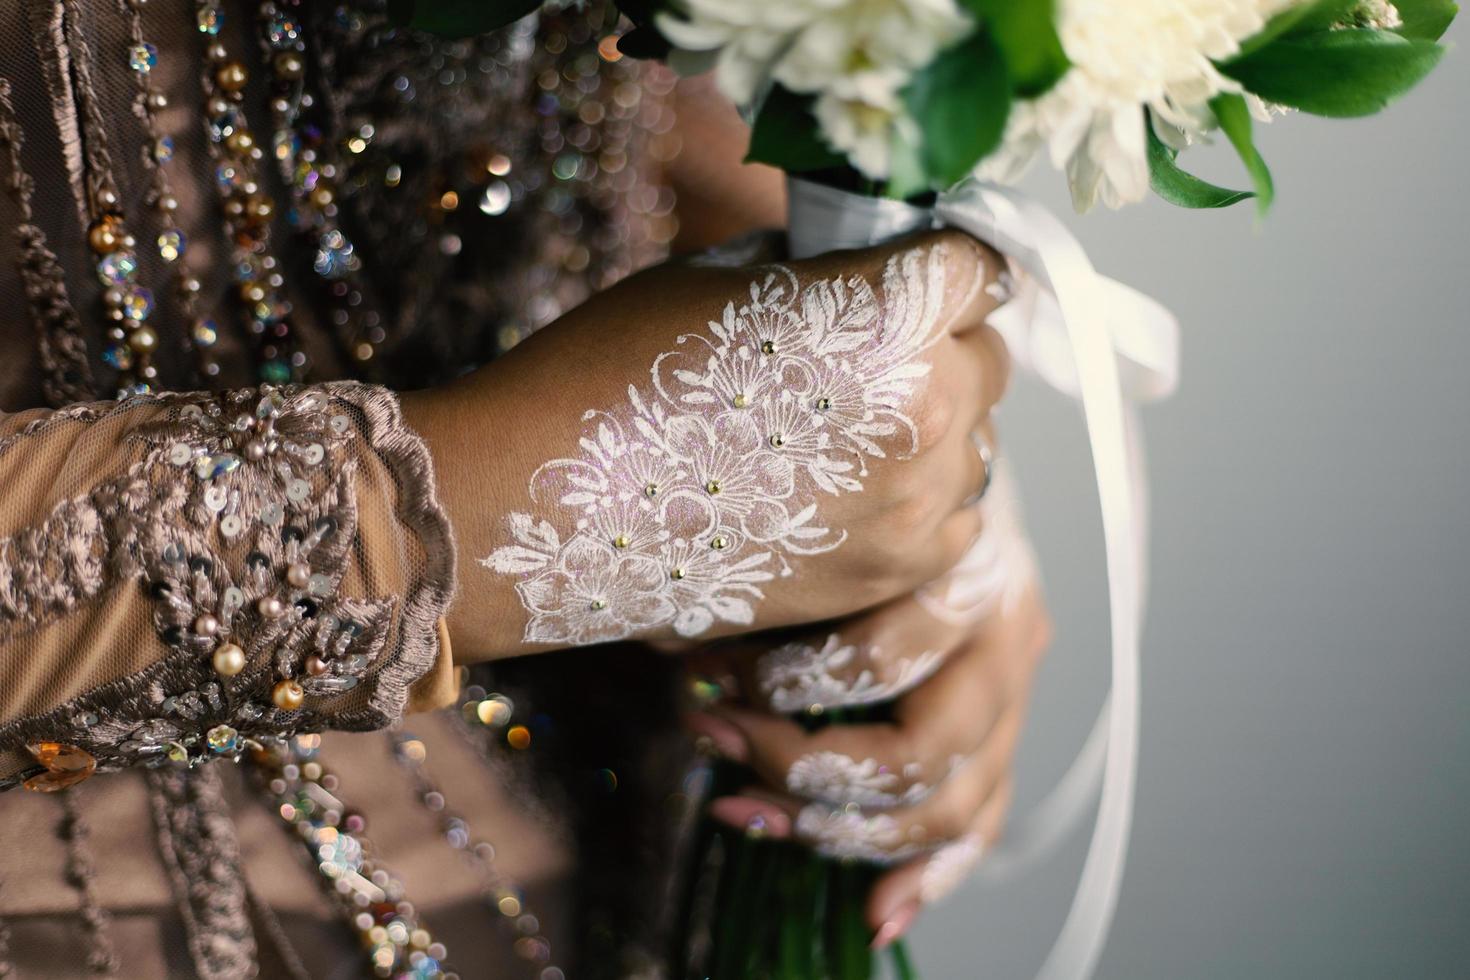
732 394 748 408
226 130 255 154
670 568 685 580
590 598 607 611
305 655 329 676
711 535 729 550
286 563 311 589
760 340 777 354
769 434 785 448
257 596 285 619
212 643 246 676
275 52 305 79
193 613 219 637
128 326 159 354
705 480 721 495
244 440 266 461
216 61 248 92
271 679 304 710
88 218 122 253
643 483 659 498
244 194 274 224
613 535 629 549
815 397 832 411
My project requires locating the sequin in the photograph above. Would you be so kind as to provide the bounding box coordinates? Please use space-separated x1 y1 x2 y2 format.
480 181 511 215
266 13 301 48
158 229 185 262
102 344 135 371
195 452 242 480
208 106 242 142
220 514 244 537
302 443 325 465
307 573 332 597
196 5 223 34
313 229 356 278
128 43 157 74
192 317 219 347
169 443 193 466
122 288 154 321
318 833 364 875
206 724 241 754
204 485 229 512
286 478 311 502
259 359 292 384
153 135 175 162
96 251 138 286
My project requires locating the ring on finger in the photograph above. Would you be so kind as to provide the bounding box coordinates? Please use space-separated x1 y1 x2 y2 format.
963 431 994 508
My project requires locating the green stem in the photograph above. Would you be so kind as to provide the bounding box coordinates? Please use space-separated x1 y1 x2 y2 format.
889 939 918 980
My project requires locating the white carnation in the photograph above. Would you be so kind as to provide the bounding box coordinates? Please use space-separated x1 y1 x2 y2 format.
979 0 1296 211
660 0 972 178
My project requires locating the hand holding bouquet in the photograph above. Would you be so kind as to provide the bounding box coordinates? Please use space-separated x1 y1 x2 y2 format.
395 1 1455 976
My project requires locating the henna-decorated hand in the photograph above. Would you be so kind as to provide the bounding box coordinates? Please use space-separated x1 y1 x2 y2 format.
683 484 1049 946
407 229 1011 660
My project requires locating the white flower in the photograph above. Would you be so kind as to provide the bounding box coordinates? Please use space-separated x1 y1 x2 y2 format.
979 0 1295 211
660 0 972 178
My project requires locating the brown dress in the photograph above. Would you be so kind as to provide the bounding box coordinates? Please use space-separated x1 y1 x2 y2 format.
0 1 682 976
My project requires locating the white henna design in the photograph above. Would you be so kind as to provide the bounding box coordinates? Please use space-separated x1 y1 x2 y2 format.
795 805 925 864
786 751 932 809
919 834 985 904
758 633 946 713
916 464 1037 626
484 246 954 644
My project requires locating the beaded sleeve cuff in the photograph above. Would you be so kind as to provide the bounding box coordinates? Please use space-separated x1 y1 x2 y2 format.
0 382 455 791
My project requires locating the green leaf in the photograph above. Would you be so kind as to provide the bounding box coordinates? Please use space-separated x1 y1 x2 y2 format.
1146 122 1255 209
1393 0 1460 39
745 87 847 174
1235 0 1362 56
1221 28 1445 117
902 28 1013 189
385 0 541 36
959 0 1071 96
1209 93 1274 216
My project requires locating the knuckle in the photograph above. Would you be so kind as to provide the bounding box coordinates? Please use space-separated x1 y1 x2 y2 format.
907 383 956 453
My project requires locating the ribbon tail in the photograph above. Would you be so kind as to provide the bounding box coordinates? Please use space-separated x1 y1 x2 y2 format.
937 183 1172 980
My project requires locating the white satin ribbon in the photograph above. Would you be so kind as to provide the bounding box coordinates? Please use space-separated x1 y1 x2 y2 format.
788 176 1180 980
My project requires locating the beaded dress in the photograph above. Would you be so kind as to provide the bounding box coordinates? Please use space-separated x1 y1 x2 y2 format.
0 1 683 976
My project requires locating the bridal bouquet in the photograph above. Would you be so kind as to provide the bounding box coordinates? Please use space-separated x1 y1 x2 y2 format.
396 1 1454 977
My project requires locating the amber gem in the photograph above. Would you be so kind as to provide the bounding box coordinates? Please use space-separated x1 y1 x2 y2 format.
23 742 96 792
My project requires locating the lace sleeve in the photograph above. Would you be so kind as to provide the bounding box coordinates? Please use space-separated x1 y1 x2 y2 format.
0 382 456 792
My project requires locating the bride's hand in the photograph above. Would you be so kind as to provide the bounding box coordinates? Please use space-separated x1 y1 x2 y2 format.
407 228 1010 660
685 571 1050 946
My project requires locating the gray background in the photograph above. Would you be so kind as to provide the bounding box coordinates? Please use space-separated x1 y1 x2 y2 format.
912 23 1470 980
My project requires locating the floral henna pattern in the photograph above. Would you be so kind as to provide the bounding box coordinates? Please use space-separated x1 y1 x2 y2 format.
919 834 986 904
794 804 926 864
485 245 955 644
757 632 946 713
786 750 932 809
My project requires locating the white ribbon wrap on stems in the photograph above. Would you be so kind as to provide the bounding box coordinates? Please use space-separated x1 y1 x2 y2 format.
787 177 1179 980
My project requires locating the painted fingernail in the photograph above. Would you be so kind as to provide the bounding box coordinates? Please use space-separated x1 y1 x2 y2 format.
708 797 791 839
871 900 920 950
683 712 750 763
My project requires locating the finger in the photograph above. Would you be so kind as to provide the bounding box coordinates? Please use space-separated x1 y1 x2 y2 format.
708 697 1026 859
867 776 1015 948
752 593 972 714
916 463 1040 629
713 616 1029 808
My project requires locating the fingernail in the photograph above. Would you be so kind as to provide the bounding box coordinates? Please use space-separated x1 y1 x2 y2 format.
708 797 791 839
683 712 750 763
871 900 920 950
